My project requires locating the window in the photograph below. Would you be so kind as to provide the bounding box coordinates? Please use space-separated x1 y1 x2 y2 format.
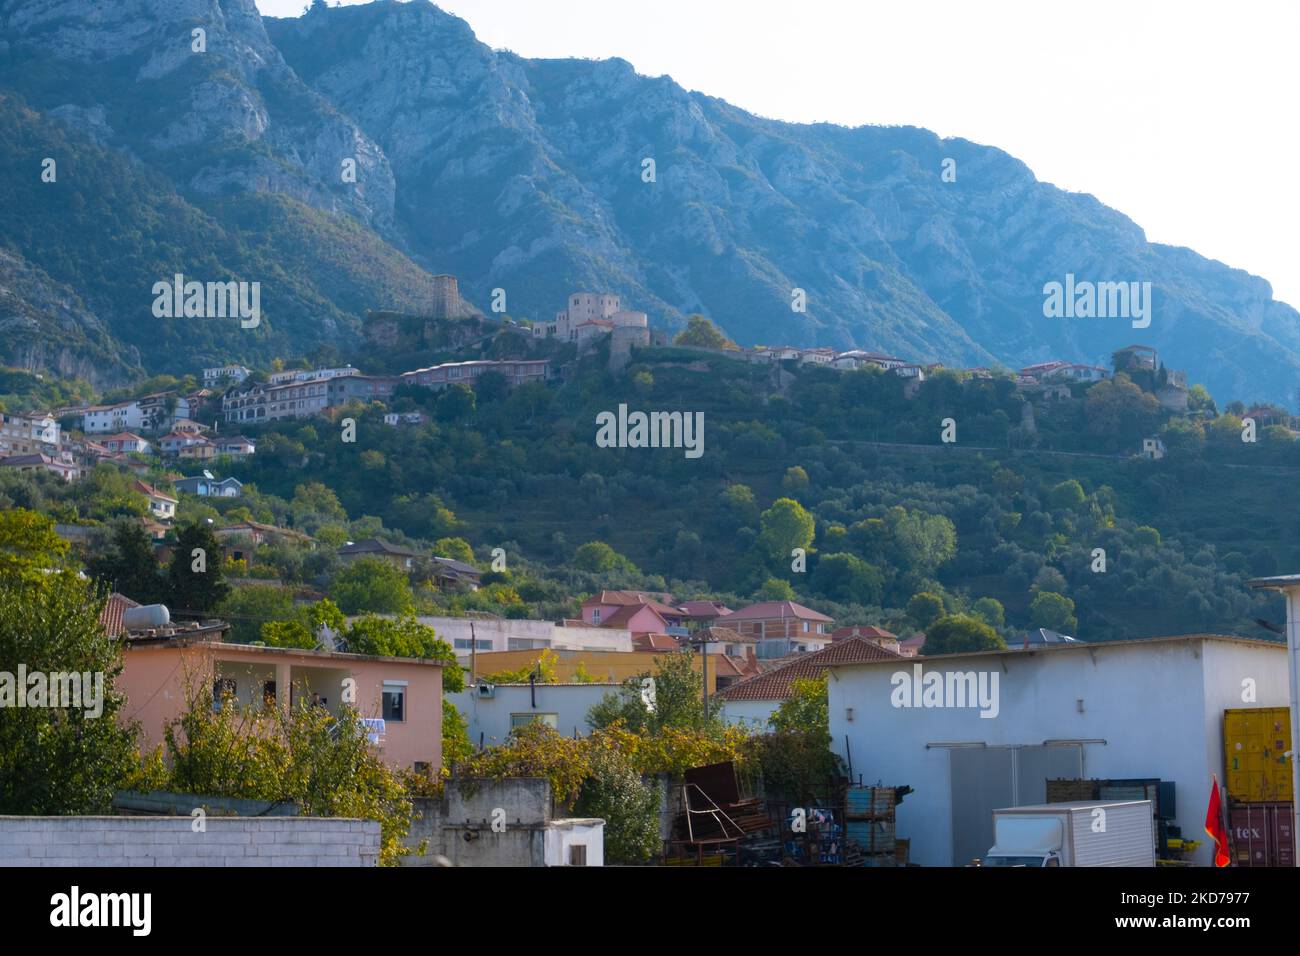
510 713 558 730
592 609 601 624
382 682 407 722
568 844 588 867
507 638 551 651
212 677 238 711
803 621 810 633
454 638 493 651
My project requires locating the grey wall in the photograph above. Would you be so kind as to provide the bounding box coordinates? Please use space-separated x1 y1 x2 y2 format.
0 817 380 867
403 778 555 867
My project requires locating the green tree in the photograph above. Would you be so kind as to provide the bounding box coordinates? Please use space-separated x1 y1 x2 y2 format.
85 518 162 602
771 676 829 736
167 522 230 614
922 614 1007 655
971 597 1006 629
330 557 415 615
161 678 414 865
1047 479 1086 511
0 508 70 582
813 553 883 605
0 573 139 813
572 541 638 574
781 466 810 495
216 585 298 644
587 651 716 734
755 577 797 601
758 498 815 566
673 314 736 350
260 619 317 649
906 592 946 631
572 739 661 864
1028 591 1078 633
342 616 463 692
432 537 475 564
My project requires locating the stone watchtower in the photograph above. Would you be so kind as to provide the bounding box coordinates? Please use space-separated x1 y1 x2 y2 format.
430 275 462 320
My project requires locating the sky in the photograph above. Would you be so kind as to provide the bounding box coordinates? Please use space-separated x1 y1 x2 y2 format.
255 0 1300 308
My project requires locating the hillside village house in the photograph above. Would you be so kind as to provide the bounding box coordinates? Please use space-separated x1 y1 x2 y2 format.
830 351 907 371
134 480 177 522
677 600 734 630
400 360 550 392
117 633 443 773
75 393 191 435
178 438 217 461
0 411 60 454
215 436 256 458
99 432 152 455
174 474 243 498
717 601 834 659
213 521 314 563
202 365 251 386
580 590 690 638
0 452 80 482
432 557 482 590
825 634 1289 868
338 539 419 571
416 616 634 658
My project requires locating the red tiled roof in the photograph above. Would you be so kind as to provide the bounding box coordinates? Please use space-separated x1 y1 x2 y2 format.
632 633 681 652
98 592 141 637
719 601 833 624
583 590 682 617
696 626 755 644
602 603 668 630
831 625 897 641
718 637 903 701
678 600 734 618
134 479 177 503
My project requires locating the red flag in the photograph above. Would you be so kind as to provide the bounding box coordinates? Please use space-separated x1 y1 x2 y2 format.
1205 776 1230 867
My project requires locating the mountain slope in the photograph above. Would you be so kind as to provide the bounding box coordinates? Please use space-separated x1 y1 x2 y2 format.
0 0 1294 404
267 0 1300 403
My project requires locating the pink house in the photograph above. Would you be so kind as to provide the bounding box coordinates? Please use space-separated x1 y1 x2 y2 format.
117 638 444 773
580 590 689 636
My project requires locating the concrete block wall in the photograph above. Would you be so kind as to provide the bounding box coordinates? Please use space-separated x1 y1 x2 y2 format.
0 817 380 867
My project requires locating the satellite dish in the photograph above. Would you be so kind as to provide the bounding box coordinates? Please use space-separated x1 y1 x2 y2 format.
203 470 214 479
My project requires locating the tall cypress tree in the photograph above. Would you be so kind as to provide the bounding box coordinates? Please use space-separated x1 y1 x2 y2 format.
167 522 230 614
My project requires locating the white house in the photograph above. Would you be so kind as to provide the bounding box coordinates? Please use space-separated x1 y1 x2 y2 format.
826 635 1288 868
202 365 251 386
446 682 624 747
417 617 634 659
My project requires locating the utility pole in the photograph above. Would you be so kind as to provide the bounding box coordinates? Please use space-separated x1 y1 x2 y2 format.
470 621 477 683
1248 575 1300 867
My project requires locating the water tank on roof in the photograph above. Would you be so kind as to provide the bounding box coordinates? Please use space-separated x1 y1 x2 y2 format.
123 604 170 631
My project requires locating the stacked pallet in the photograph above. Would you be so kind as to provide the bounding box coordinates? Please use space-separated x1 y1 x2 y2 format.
845 786 898 865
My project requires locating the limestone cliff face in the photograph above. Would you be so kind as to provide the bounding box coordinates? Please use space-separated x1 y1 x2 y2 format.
0 0 1297 401
0 0 396 231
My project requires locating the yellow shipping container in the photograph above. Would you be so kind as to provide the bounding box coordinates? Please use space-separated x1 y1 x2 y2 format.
1224 707 1293 803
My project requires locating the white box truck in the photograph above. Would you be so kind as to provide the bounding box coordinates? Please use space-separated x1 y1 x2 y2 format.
981 800 1156 867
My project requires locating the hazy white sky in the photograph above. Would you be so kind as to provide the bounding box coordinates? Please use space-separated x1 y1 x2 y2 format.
256 0 1300 307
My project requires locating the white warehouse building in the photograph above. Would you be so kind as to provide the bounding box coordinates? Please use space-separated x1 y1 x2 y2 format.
826 635 1288 868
